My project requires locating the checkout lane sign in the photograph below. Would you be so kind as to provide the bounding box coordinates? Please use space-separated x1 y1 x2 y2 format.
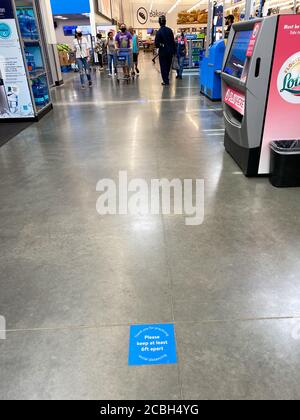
224 86 245 115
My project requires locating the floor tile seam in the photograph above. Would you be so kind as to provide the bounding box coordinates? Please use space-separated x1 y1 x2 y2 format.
160 212 184 399
173 296 300 303
2 315 300 334
53 97 201 108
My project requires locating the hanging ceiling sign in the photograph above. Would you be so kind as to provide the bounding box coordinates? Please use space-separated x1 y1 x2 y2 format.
50 0 91 15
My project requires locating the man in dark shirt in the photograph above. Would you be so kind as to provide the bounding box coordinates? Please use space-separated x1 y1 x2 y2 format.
155 15 176 86
225 15 235 39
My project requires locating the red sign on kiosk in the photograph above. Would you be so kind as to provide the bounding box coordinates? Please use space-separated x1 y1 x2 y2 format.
246 23 261 58
224 86 245 115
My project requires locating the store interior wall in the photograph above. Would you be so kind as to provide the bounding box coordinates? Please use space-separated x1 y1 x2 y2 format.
128 0 300 34
123 0 133 26
52 2 112 44
54 17 90 45
94 11 112 26
90 0 114 37
128 1 200 31
91 0 113 23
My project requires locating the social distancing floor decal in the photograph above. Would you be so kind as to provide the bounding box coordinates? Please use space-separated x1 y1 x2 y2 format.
128 324 177 366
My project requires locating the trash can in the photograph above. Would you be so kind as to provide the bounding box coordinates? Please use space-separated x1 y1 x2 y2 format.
270 140 300 187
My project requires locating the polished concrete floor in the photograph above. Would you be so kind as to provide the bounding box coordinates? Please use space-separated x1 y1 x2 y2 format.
1 55 300 400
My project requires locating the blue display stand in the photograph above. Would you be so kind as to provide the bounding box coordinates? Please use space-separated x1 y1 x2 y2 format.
199 40 225 101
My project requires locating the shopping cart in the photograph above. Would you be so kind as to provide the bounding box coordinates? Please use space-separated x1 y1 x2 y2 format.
68 51 79 72
115 48 134 84
91 50 108 71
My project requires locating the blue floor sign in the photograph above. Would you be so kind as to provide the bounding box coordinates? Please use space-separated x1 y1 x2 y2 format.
128 323 177 366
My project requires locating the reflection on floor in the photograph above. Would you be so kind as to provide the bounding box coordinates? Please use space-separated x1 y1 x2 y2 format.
0 55 300 400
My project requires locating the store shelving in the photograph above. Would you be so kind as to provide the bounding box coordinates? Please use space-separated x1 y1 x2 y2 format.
22 38 40 44
16 2 51 119
29 70 47 80
224 0 299 18
184 37 205 71
0 0 52 122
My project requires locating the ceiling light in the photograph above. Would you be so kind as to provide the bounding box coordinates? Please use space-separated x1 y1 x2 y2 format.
168 0 182 14
188 1 207 13
269 0 293 5
55 15 68 20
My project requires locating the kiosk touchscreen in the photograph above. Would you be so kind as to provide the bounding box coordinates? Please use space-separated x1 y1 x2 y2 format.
221 15 300 176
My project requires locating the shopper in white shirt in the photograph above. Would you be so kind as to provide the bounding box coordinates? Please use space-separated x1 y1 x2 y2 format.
73 29 92 89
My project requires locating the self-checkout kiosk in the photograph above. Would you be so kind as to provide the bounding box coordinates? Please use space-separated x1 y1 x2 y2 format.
221 15 300 176
200 40 225 101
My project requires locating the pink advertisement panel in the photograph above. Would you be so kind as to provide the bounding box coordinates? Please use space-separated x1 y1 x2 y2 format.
259 15 300 174
224 86 245 116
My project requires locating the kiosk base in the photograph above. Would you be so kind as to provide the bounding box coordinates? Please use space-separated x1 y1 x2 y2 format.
200 91 221 102
224 131 261 177
0 104 53 123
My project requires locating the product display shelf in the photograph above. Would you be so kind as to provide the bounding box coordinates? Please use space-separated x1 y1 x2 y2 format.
0 0 53 121
35 103 50 112
17 3 52 120
29 70 47 80
185 38 205 71
23 39 40 44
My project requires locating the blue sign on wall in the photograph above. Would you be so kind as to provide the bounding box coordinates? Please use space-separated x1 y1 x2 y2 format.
50 0 90 15
128 324 177 366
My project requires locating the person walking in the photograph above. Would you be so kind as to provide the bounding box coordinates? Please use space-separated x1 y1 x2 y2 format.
152 49 159 64
175 31 188 80
73 28 92 89
95 33 105 70
225 15 235 39
129 27 140 75
106 31 116 76
115 24 132 78
155 15 176 86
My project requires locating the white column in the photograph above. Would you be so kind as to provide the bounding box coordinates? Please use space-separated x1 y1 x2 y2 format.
38 0 56 44
89 0 97 37
222 0 225 39
206 0 213 57
245 0 253 20
37 0 63 85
